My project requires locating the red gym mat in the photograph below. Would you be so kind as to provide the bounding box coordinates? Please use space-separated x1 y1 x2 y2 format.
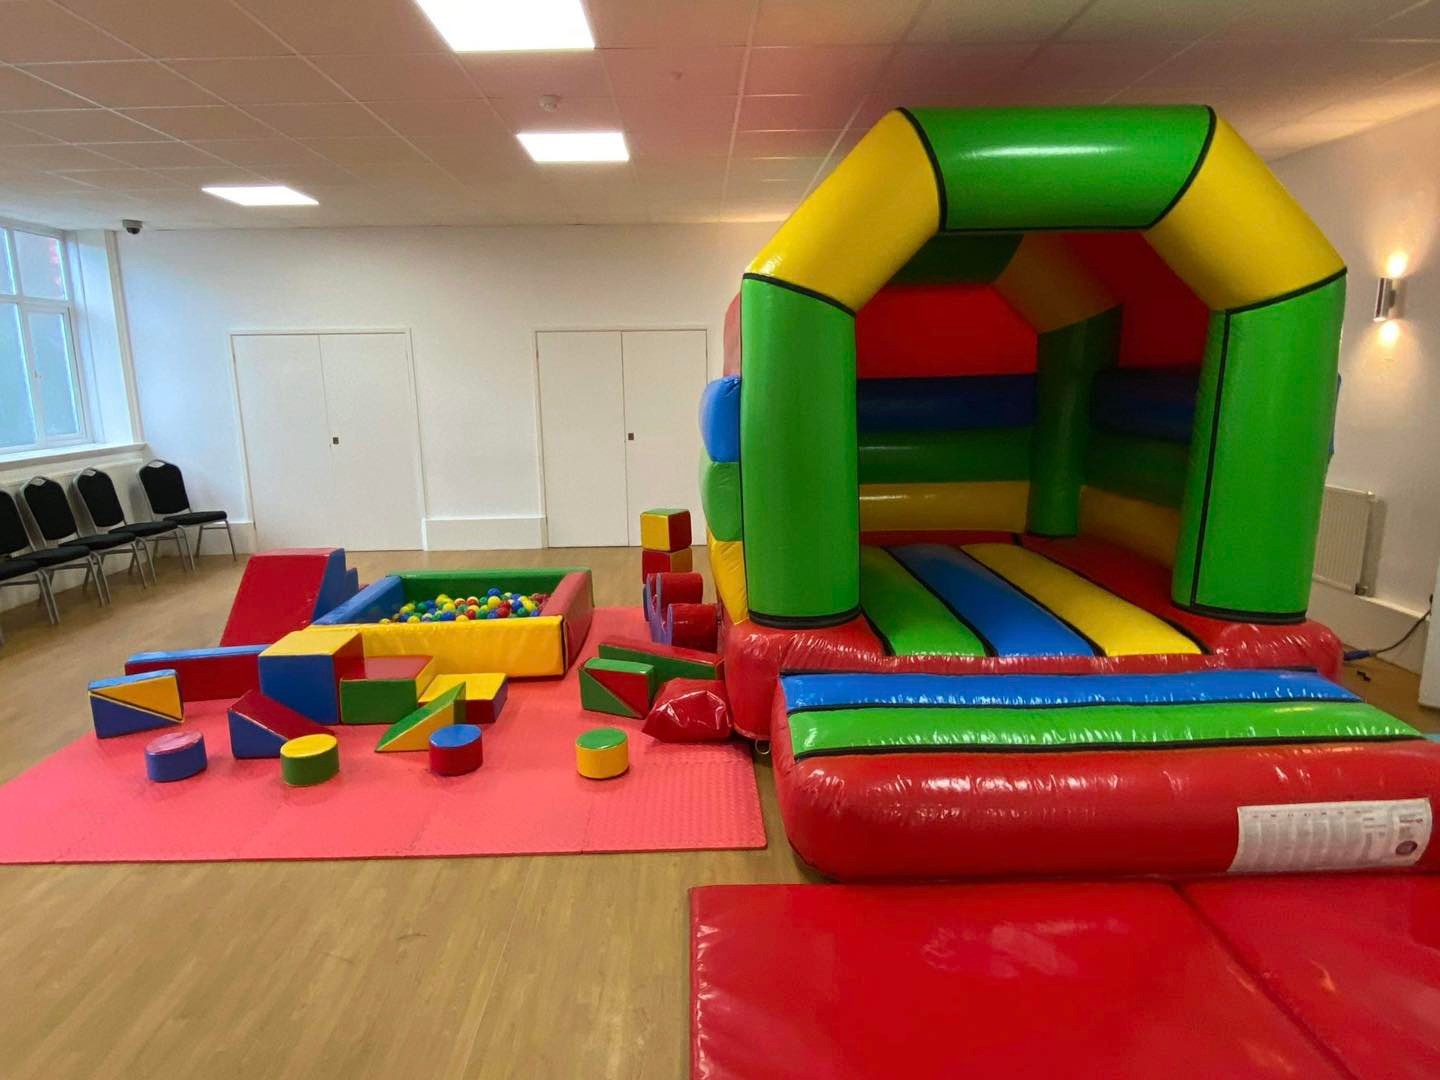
0 607 765 864
1184 874 1440 1080
690 883 1349 1080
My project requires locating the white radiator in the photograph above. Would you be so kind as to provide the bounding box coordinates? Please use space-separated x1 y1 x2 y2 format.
1314 485 1378 595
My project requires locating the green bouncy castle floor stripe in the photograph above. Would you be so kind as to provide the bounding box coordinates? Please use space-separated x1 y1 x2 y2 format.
1085 431 1189 508
788 700 1419 759
859 546 987 657
858 427 1032 485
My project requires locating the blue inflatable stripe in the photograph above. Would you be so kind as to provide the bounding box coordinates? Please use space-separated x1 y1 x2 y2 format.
889 543 1093 658
699 375 742 463
314 574 404 625
1090 367 1198 444
781 669 1358 713
857 375 1035 432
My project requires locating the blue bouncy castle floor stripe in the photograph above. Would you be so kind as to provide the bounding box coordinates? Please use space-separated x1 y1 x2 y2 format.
888 543 1095 657
780 669 1358 713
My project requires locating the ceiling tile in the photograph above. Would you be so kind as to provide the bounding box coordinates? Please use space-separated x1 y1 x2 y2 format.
232 0 448 54
744 45 889 95
908 0 1092 42
50 167 180 190
586 0 754 47
0 118 58 145
490 95 622 131
876 44 1037 96
368 99 507 138
311 54 477 102
602 46 744 97
119 105 275 140
3 108 172 141
57 0 291 59
1138 40 1440 90
86 140 224 167
1216 1 1422 41
1061 0 1251 42
297 136 427 166
739 94 859 129
245 103 390 138
2 143 125 169
0 66 92 109
251 161 360 187
149 165 265 186
459 51 612 98
168 58 348 105
190 138 328 166
1372 0 1440 37
620 95 737 157
409 135 534 179
17 60 221 108
1009 42 1188 92
753 0 925 46
727 155 826 182
0 1 142 62
732 128 842 156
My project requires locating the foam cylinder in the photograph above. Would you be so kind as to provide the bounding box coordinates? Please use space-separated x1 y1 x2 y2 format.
429 724 483 776
144 730 207 783
280 733 340 787
576 727 629 780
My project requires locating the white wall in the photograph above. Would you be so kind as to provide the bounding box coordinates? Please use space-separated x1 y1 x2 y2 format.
116 223 769 550
1272 105 1440 676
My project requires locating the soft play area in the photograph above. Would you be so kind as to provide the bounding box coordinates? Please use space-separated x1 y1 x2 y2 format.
3 104 1438 1078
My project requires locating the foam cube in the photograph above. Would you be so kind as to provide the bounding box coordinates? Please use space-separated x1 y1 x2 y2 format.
228 689 329 759
640 507 692 552
89 669 183 738
376 684 465 752
580 657 658 718
421 673 508 725
339 655 436 725
643 545 694 579
258 628 365 725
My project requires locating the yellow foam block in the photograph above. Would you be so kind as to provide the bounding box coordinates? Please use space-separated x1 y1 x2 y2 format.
91 671 181 719
1079 486 1180 568
746 111 940 311
1146 117 1344 310
328 617 565 678
859 481 1030 533
963 543 1200 657
421 673 506 704
707 530 749 623
263 627 363 658
576 727 629 780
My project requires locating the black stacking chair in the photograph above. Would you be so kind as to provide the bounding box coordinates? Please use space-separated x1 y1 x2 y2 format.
22 476 150 598
139 460 235 561
0 555 47 645
76 468 191 576
0 488 89 618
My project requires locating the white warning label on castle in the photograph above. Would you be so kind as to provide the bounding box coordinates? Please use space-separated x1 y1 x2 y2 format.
1229 798 1431 873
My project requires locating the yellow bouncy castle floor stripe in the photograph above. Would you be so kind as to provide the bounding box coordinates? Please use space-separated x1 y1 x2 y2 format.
962 542 1201 657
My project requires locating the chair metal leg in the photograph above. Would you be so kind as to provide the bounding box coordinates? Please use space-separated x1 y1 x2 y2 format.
177 528 194 572
224 520 237 561
193 525 203 559
37 572 58 624
92 554 112 605
129 543 150 588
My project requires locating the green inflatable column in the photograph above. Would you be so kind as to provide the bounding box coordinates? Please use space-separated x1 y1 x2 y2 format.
1174 275 1346 619
739 275 858 625
1026 308 1121 536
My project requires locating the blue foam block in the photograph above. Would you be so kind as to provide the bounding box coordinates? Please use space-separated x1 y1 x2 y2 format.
699 375 742 463
89 668 177 694
781 669 1359 713
145 734 207 782
312 548 358 620
90 696 177 739
259 653 345 724
227 711 288 758
313 574 404 626
889 543 1094 658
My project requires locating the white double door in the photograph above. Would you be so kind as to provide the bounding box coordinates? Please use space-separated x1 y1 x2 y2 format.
537 329 707 547
232 331 424 551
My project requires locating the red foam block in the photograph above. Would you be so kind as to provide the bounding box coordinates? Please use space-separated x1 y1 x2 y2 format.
643 679 730 743
220 548 342 647
691 883 1348 1080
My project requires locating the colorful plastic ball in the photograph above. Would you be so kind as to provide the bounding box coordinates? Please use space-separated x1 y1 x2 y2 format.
487 588 501 598
455 613 469 622
400 602 415 614
407 615 420 624
513 608 527 619
466 595 478 605
486 596 500 609
440 610 455 621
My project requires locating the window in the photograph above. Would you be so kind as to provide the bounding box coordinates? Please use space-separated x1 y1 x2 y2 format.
0 224 87 452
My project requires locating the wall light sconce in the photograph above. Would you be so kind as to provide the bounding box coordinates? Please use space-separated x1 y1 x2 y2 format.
1374 252 1407 323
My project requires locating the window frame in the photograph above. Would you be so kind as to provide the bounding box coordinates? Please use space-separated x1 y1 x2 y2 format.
0 219 91 454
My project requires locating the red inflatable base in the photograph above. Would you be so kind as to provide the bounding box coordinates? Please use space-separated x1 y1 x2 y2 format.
773 707 1440 879
691 882 1352 1080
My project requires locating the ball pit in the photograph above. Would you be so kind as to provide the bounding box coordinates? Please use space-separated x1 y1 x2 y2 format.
377 587 548 625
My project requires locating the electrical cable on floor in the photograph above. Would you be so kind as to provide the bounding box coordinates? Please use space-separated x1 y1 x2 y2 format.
1342 598 1433 664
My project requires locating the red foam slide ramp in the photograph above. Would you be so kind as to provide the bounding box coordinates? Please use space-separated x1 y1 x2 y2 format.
691 883 1347 1080
1184 874 1440 1080
219 548 339 646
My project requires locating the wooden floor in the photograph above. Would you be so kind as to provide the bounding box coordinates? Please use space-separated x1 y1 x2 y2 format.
0 549 1434 1079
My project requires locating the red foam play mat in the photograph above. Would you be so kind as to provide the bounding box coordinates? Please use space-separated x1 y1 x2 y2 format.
0 607 765 864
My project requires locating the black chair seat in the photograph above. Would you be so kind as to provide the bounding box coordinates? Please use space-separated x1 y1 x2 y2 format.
68 532 137 552
28 545 93 568
0 557 41 582
111 521 175 539
164 510 227 526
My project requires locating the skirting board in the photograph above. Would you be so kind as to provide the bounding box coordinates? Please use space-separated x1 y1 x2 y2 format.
1307 579 1429 674
424 515 544 550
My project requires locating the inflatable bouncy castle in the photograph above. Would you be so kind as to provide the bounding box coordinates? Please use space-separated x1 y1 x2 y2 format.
698 106 1440 879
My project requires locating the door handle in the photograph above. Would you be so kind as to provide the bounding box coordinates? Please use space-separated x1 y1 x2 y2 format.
332 436 340 445
627 433 634 441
